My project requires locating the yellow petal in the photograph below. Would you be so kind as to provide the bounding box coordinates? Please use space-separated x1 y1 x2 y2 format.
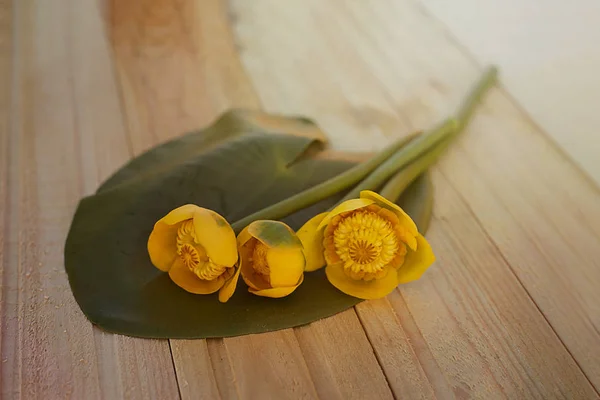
324 248 341 265
377 207 417 251
147 204 201 272
397 234 436 284
398 235 435 283
296 212 327 272
237 224 254 248
317 198 375 230
161 204 201 225
193 208 238 267
325 263 399 300
168 258 225 294
360 190 418 237
218 263 242 303
147 220 180 271
246 220 303 249
267 247 305 287
249 275 304 298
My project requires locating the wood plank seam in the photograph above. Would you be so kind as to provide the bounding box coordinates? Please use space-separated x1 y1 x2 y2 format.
0 0 15 394
167 341 184 400
353 304 416 399
2 1 23 396
99 4 184 397
383 291 454 398
219 338 243 399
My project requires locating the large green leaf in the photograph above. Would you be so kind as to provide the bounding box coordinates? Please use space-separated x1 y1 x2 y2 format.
65 111 432 339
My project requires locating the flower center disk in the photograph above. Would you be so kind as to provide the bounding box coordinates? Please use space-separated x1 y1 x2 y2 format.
176 220 227 280
332 210 402 281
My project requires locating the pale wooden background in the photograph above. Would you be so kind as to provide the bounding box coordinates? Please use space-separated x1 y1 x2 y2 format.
422 0 600 186
1 0 599 399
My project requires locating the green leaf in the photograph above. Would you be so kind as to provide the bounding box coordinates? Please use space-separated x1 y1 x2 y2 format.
65 112 434 339
98 109 326 193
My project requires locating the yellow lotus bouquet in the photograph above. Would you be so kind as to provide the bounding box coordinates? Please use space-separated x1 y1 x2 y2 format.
65 67 497 338
147 67 497 303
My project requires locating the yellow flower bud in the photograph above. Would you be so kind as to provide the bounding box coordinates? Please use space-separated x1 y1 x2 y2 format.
237 220 305 298
147 204 241 303
297 190 435 300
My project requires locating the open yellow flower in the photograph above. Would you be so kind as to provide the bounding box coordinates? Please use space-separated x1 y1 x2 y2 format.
147 204 241 303
297 190 435 300
237 220 305 298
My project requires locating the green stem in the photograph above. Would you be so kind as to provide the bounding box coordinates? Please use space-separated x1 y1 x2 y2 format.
455 66 499 133
378 136 450 201
230 132 418 232
341 65 498 202
338 118 456 202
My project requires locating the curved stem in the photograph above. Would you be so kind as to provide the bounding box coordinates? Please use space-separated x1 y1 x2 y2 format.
338 118 456 202
231 132 418 232
378 136 450 201
455 66 499 133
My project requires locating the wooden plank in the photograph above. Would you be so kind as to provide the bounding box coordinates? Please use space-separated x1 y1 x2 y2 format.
0 0 15 396
228 0 599 397
293 311 394 399
0 1 180 398
2 1 105 397
171 340 221 399
109 1 397 399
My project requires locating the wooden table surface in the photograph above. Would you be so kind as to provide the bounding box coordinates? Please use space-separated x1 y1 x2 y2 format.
1 1 599 399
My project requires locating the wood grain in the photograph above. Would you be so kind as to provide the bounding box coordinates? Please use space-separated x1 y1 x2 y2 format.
2 0 599 398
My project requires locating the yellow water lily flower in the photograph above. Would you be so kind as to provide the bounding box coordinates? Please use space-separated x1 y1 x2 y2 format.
147 204 241 303
237 220 305 298
297 190 435 300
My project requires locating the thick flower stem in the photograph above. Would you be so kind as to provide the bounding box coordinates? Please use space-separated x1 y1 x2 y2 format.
378 136 450 201
338 118 456 202
231 66 498 233
230 132 419 232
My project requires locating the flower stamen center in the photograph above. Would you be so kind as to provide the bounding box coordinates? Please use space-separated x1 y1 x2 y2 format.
250 242 270 277
349 240 378 264
176 220 227 280
332 210 401 281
